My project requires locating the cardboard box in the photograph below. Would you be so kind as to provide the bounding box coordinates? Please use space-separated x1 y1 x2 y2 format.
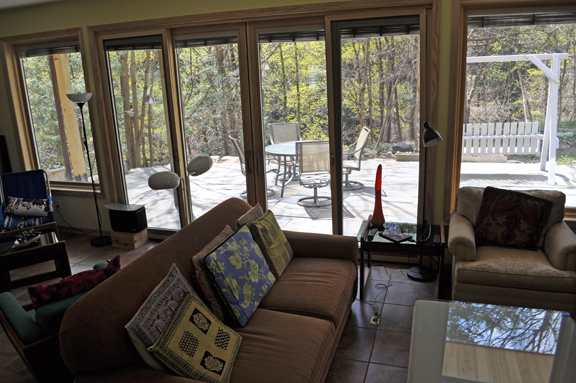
111 229 148 249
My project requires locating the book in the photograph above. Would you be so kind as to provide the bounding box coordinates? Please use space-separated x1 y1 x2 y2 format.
379 230 412 243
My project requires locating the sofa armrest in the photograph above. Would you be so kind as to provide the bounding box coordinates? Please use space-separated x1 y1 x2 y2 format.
75 365 201 382
283 231 358 267
448 212 477 262
544 221 576 271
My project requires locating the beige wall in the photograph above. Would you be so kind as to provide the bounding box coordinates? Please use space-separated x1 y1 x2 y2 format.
0 0 453 231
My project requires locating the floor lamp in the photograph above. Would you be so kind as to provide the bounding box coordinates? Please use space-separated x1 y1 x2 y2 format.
67 92 111 247
407 121 443 281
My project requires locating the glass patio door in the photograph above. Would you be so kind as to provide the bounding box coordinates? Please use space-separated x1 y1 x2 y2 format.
250 23 333 235
333 17 423 236
105 36 181 230
174 30 250 219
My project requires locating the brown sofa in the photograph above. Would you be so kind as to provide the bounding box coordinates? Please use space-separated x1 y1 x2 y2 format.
59 198 358 383
449 187 576 315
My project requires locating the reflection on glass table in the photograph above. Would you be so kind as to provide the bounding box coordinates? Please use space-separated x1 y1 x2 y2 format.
408 300 576 383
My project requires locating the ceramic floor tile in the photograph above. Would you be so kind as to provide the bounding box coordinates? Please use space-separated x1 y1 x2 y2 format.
334 326 377 362
325 358 368 383
378 304 414 334
370 331 411 367
364 363 408 383
384 281 435 307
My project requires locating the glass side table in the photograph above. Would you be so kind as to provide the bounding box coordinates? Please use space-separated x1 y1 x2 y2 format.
357 219 446 300
408 300 576 383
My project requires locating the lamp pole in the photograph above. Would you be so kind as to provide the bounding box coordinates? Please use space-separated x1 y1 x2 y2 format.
67 93 111 247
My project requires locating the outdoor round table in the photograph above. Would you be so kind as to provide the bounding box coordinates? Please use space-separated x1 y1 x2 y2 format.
265 141 300 197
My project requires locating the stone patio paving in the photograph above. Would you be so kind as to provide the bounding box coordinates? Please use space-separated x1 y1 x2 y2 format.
125 157 576 237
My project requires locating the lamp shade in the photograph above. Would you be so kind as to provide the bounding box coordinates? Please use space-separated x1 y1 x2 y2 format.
66 93 92 104
148 171 181 190
422 121 443 147
187 156 213 176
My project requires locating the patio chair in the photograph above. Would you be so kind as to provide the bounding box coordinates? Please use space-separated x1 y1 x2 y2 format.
343 126 370 190
269 122 302 185
229 136 274 199
296 140 331 207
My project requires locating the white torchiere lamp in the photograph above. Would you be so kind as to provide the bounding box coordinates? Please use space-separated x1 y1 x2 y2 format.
67 92 111 247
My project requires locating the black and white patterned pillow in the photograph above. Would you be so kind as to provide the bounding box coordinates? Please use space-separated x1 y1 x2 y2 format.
3 196 52 217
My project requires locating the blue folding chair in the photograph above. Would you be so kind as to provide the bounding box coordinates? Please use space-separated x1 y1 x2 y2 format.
0 170 55 232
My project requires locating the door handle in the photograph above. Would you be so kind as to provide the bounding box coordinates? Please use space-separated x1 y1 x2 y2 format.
256 151 261 174
246 150 252 174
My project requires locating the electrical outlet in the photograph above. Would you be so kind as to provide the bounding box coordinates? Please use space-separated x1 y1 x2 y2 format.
55 200 62 210
370 315 380 326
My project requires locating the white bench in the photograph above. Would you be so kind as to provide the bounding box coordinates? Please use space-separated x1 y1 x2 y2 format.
462 122 543 156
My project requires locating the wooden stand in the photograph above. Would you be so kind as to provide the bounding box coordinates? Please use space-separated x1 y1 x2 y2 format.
111 229 148 249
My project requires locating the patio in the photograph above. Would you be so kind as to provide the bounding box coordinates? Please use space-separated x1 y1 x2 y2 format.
124 156 576 237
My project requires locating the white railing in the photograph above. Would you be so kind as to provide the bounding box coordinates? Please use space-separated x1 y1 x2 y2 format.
462 122 543 156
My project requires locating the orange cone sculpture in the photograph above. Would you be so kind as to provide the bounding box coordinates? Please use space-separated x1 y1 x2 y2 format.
370 164 385 228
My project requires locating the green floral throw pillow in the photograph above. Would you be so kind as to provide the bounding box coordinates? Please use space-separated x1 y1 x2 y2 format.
204 226 276 327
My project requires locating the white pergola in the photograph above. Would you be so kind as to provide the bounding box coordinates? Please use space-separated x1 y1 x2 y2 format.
467 53 569 185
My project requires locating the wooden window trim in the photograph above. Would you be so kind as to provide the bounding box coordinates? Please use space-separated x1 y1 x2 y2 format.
445 0 576 221
0 28 106 197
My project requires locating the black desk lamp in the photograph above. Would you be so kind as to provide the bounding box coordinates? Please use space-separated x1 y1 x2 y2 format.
407 121 443 281
67 92 111 247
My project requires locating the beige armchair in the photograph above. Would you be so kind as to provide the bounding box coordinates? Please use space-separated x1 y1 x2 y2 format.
448 187 576 315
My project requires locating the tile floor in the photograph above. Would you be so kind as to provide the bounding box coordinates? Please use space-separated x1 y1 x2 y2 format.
0 232 447 383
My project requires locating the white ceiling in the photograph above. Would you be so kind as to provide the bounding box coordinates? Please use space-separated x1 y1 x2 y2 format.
0 0 71 11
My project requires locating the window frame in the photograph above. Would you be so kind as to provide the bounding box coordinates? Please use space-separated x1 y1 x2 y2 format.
0 28 104 196
445 0 576 223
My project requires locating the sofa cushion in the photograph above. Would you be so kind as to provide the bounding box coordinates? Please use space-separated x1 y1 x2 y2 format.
125 264 194 371
28 255 121 309
236 203 263 229
248 210 293 278
456 186 565 248
455 246 576 293
205 226 276 327
191 225 235 324
474 187 552 250
259 257 356 326
231 308 335 383
148 292 241 383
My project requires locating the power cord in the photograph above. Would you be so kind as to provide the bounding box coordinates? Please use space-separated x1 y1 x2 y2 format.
56 209 98 235
359 267 393 326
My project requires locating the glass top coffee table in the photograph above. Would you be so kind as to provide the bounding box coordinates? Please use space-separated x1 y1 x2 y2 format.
408 300 576 383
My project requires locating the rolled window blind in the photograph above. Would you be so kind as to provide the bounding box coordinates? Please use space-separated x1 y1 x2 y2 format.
104 36 163 51
340 16 420 38
469 12 576 29
175 35 238 48
19 42 80 58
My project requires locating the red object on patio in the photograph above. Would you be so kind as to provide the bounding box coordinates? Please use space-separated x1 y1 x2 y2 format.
370 164 385 228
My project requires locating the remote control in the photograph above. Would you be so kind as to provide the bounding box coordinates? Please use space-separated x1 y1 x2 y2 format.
367 228 378 241
433 234 441 246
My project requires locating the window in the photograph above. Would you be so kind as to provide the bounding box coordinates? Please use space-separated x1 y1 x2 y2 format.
458 11 576 207
18 42 97 183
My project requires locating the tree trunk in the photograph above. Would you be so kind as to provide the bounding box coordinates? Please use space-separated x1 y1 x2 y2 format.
394 83 403 142
294 42 301 122
130 51 141 168
120 52 136 170
139 50 151 166
412 39 420 145
148 51 158 166
377 39 385 149
279 45 288 118
358 38 371 129
514 47 532 122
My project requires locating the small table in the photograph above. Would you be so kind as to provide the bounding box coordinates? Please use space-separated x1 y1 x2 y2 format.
408 300 576 383
265 141 300 197
357 219 446 300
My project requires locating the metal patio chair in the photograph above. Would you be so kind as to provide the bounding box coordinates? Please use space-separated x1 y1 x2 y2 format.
296 140 331 207
269 122 302 185
229 136 274 199
343 126 370 190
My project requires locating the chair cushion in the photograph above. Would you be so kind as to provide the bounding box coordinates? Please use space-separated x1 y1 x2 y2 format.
3 196 52 217
125 264 195 371
148 292 242 383
231 308 335 383
456 186 566 248
0 292 43 345
474 187 552 250
455 246 576 293
205 226 276 327
28 255 121 309
248 210 294 278
191 225 236 324
259 257 356 325
35 290 90 336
